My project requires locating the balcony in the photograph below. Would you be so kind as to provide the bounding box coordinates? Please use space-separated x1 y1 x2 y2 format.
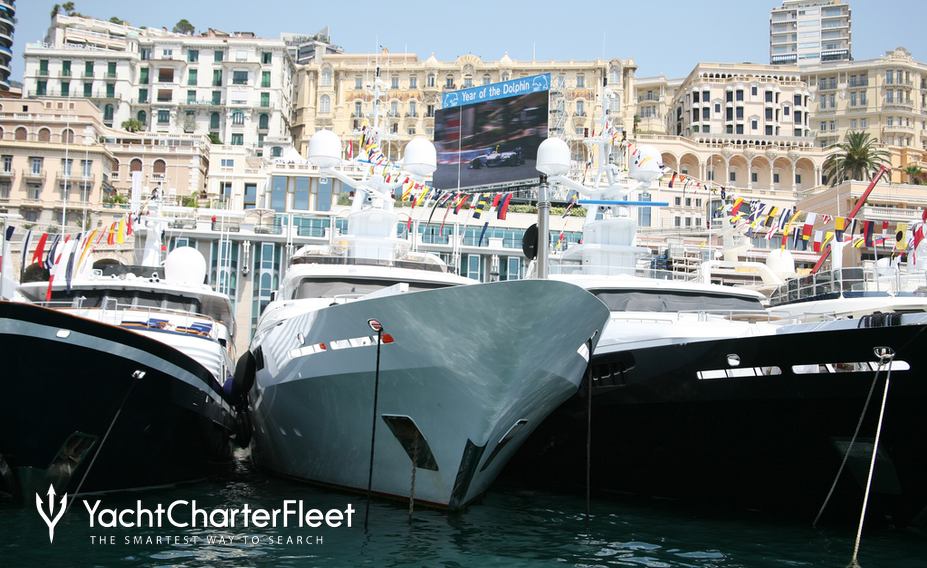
22 169 45 182
884 99 915 110
58 70 73 78
57 172 95 186
0 168 13 179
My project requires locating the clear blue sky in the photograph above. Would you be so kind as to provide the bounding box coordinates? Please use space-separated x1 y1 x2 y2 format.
11 0 926 82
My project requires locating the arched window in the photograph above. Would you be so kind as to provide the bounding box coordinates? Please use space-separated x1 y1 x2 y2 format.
258 113 269 129
320 67 332 87
427 73 435 87
320 94 331 114
210 112 220 130
232 110 245 125
61 128 74 144
137 110 147 125
130 158 143 172
14 127 26 141
103 104 114 121
153 159 166 176
37 128 51 142
482 73 491 85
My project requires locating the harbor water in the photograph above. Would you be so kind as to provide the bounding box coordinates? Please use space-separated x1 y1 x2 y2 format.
1 452 923 567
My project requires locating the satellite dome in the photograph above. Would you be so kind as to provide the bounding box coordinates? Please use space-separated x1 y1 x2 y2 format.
402 137 437 178
629 145 663 183
308 129 342 169
164 246 207 285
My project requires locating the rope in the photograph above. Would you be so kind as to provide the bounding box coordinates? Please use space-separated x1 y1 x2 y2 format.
812 359 886 528
585 338 593 524
65 370 141 514
364 327 383 532
849 352 894 567
409 437 418 523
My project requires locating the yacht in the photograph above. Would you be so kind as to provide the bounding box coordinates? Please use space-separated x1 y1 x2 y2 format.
244 131 609 510
506 137 927 524
0 211 241 500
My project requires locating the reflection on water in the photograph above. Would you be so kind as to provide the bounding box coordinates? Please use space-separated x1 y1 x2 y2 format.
1 452 924 567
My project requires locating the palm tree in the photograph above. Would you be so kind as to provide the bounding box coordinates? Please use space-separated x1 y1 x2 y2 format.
120 118 143 133
822 131 890 186
903 165 924 185
172 19 195 35
61 2 76 16
50 4 60 18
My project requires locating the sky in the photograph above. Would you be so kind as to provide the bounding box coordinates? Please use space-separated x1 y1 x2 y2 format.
10 0 927 83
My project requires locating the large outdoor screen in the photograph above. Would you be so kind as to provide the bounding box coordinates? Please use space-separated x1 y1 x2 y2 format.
433 73 549 190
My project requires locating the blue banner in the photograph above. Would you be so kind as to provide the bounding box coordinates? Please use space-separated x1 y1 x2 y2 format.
441 73 550 109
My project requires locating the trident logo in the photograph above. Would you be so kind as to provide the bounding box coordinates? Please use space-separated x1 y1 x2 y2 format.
35 484 67 543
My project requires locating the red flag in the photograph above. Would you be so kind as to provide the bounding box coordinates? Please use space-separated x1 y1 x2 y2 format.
491 193 501 209
497 193 513 220
668 172 677 188
454 194 470 214
126 214 134 236
31 233 49 265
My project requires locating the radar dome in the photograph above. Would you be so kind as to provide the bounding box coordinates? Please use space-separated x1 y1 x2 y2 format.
164 246 207 285
402 136 437 178
536 137 570 177
308 129 342 169
765 249 796 278
629 145 663 183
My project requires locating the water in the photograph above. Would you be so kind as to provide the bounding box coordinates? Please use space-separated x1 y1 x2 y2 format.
2 453 924 567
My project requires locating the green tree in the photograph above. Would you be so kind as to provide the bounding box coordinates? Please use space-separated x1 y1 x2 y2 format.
822 131 890 186
61 2 76 15
109 16 127 25
121 118 143 133
208 132 221 145
903 165 924 185
172 19 195 35
51 4 60 18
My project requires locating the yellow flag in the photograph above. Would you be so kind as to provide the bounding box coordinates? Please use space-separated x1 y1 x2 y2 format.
116 219 126 244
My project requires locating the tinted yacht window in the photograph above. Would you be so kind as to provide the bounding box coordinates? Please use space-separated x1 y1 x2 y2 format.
591 289 763 312
294 278 449 299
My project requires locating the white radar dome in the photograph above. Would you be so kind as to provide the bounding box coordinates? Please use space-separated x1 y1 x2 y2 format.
402 136 437 178
308 129 342 170
629 145 663 183
536 137 570 177
164 246 207 285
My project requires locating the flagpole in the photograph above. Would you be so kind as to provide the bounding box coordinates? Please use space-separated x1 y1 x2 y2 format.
61 87 72 234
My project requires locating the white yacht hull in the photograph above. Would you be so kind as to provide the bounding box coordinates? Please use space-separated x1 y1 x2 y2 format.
249 279 609 509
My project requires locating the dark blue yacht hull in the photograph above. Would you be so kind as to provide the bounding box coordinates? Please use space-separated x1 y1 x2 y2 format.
505 322 927 525
0 301 235 501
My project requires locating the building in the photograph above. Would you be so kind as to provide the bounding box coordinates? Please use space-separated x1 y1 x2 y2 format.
292 50 637 167
0 0 14 90
103 130 210 200
23 15 296 156
281 29 342 65
801 47 927 179
770 0 851 66
634 62 829 209
0 97 116 228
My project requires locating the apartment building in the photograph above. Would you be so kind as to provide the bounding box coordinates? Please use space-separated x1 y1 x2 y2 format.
770 0 851 66
22 15 295 156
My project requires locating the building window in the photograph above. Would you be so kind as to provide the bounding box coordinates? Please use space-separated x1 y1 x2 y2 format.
138 88 148 103
262 51 272 64
232 110 245 125
427 104 435 117
427 73 435 87
409 75 417 88
773 173 780 184
83 82 92 97
212 69 222 86
751 171 758 183
157 110 170 124
260 92 270 107
209 112 220 129
259 113 269 129
674 216 681 227
483 73 491 85
576 74 585 88
319 94 331 113
30 157 43 175
576 100 585 116
261 71 271 88
674 196 681 206
39 59 49 76
157 89 172 102
61 158 73 177
244 183 257 208
391 75 399 89
106 83 115 98
751 119 758 130
212 91 221 105
36 80 47 96
1 155 11 173
157 68 173 83
766 125 773 135
795 174 802 184
321 67 332 86
214 50 224 62
445 75 454 88
232 70 249 85
187 68 198 86
103 104 114 122
137 110 147 125
729 171 736 183
61 81 70 97
230 133 244 146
